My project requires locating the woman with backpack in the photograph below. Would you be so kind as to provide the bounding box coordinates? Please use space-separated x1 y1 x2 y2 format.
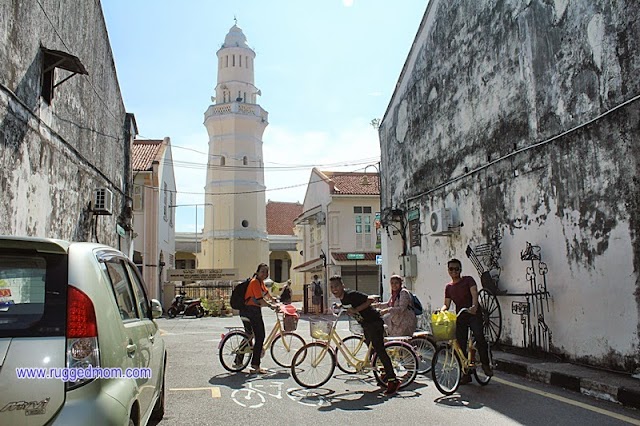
375 274 417 337
237 263 276 374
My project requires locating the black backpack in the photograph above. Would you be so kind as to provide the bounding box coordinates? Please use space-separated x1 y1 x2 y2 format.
230 278 251 310
313 282 323 296
408 291 424 316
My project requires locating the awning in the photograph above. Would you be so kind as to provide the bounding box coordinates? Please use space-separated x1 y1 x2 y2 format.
293 204 322 225
42 47 88 75
292 257 324 272
331 252 379 265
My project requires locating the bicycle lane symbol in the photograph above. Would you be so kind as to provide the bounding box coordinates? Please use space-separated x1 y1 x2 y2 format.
230 381 328 409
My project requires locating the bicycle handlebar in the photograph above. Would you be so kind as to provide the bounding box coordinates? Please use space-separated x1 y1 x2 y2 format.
435 307 473 317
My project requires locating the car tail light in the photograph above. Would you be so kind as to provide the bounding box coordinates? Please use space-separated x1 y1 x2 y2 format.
66 286 100 391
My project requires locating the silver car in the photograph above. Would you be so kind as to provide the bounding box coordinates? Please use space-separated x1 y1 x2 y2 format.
0 236 166 425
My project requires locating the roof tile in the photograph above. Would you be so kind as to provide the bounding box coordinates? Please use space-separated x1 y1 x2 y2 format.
267 201 303 235
132 140 164 171
321 171 380 195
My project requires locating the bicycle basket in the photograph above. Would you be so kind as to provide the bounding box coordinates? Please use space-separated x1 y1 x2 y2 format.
431 311 457 341
283 314 298 332
309 319 332 340
349 318 364 335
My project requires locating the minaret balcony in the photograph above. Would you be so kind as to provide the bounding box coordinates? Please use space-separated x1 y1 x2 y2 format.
205 102 268 122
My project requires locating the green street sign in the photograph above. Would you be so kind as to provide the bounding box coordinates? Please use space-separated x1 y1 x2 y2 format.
347 253 365 260
408 208 420 222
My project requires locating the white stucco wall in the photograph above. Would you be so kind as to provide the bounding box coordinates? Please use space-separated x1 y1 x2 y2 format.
379 0 640 371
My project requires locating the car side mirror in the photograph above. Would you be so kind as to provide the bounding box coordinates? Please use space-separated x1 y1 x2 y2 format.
150 299 163 319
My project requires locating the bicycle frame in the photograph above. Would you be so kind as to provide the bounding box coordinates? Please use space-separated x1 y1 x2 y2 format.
309 308 378 373
331 331 375 373
446 335 476 374
231 309 293 353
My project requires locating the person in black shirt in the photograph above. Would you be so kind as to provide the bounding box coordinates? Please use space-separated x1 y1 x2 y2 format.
328 275 401 395
279 280 292 304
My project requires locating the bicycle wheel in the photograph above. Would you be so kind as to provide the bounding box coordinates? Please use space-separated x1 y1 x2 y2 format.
219 331 252 372
372 341 419 389
290 342 335 388
472 340 493 386
409 335 436 374
271 332 306 368
336 335 368 374
431 346 461 395
478 288 502 345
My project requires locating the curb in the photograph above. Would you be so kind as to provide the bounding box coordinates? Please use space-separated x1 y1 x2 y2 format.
494 356 640 410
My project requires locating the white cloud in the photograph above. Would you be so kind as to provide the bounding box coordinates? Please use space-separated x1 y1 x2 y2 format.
343 0 354 7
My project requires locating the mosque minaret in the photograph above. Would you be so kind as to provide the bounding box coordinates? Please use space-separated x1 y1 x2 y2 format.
199 23 269 278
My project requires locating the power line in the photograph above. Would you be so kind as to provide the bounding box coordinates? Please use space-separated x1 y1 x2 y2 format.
133 168 380 197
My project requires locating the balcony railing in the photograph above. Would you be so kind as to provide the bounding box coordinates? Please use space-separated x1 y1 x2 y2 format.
205 102 268 122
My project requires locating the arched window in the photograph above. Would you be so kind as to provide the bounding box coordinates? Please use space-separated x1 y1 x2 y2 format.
243 156 248 165
220 156 226 166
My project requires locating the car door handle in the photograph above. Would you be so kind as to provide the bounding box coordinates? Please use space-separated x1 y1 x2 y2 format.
127 343 137 355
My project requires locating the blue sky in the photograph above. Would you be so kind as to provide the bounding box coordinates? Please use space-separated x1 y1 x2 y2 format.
102 0 427 232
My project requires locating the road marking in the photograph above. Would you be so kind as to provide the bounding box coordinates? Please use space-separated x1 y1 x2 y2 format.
169 387 221 398
494 377 640 425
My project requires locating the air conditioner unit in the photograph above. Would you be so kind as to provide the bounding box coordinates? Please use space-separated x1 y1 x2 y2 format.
429 208 452 235
93 188 113 215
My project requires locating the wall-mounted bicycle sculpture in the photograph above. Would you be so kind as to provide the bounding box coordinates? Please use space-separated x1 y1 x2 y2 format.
467 235 552 354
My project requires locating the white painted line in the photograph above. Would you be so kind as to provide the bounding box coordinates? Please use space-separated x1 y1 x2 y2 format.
494 377 640 425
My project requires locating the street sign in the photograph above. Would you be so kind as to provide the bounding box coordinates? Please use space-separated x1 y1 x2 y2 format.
375 255 382 265
167 268 238 281
408 208 420 222
347 253 365 260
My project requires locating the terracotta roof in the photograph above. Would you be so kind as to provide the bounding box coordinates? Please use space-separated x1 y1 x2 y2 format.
331 252 379 262
132 140 164 171
266 201 303 235
321 171 380 196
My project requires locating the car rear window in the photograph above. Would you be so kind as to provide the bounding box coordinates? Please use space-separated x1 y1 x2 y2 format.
0 249 67 337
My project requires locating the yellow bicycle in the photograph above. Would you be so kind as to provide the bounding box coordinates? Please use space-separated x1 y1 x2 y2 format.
290 306 419 389
430 308 494 395
218 304 305 370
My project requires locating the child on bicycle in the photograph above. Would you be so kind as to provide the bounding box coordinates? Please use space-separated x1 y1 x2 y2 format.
440 258 493 384
329 275 401 395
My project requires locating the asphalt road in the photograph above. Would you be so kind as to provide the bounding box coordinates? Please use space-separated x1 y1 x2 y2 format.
152 311 640 426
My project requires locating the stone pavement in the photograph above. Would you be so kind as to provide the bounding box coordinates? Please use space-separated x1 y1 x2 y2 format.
493 349 640 410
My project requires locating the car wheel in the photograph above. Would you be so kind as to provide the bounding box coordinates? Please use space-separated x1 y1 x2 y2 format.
167 307 177 318
151 364 165 420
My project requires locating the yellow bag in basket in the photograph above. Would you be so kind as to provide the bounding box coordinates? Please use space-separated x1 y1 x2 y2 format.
431 310 457 341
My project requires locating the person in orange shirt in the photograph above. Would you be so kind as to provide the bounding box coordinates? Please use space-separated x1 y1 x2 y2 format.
238 263 276 374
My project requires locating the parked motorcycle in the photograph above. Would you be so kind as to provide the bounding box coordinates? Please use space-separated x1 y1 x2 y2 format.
167 292 205 318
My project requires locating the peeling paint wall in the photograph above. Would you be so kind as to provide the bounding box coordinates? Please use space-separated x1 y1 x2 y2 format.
380 0 640 372
0 0 131 248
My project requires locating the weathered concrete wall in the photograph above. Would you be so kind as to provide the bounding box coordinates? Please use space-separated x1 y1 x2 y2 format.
0 0 131 248
380 0 640 372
